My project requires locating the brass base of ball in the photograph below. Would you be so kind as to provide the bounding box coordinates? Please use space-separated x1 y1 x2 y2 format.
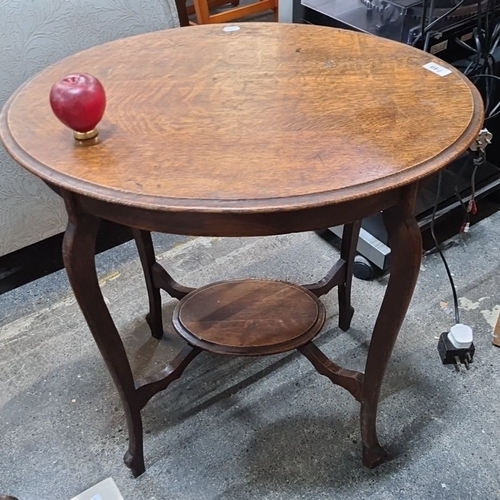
73 128 99 146
73 129 98 141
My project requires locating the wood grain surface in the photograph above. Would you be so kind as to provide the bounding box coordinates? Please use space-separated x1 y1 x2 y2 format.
0 23 483 213
173 279 326 355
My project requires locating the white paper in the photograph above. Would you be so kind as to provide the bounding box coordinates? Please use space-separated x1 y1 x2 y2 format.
423 62 452 77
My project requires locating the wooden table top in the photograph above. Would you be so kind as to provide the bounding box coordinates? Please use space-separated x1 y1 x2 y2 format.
0 23 483 213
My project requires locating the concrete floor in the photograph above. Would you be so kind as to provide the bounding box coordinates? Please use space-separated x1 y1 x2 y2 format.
1 212 500 500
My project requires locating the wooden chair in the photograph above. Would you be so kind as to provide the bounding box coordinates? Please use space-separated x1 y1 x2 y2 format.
186 0 240 18
191 0 277 24
175 0 191 26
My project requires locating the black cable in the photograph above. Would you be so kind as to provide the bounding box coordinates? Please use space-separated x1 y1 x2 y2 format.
470 151 486 201
477 0 485 50
454 187 470 224
487 53 497 76
494 0 500 37
424 0 466 33
462 30 483 76
471 74 500 117
491 27 500 52
453 157 472 223
471 161 480 201
412 0 429 47
419 2 500 113
463 53 482 77
422 0 467 52
414 0 470 50
430 171 461 324
424 0 437 52
485 0 492 54
490 99 500 116
487 108 500 119
455 37 479 54
421 0 428 45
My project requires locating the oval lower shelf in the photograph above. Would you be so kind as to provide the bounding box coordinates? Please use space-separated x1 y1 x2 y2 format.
172 279 326 356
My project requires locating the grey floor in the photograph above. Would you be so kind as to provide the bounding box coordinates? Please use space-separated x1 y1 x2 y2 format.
1 212 500 500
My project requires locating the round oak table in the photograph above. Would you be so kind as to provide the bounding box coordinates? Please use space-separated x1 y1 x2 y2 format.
0 23 483 478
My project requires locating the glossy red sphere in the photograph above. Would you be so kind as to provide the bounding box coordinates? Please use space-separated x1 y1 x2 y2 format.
49 73 106 133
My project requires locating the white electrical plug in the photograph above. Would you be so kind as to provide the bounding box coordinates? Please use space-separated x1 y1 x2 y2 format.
448 323 473 349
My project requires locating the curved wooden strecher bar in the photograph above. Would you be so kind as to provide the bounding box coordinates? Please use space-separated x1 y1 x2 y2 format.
0 24 483 478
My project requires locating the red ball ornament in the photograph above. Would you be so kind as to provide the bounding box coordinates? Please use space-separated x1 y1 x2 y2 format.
49 73 106 141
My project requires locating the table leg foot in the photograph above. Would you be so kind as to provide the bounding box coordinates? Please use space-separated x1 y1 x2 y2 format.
362 443 390 469
133 229 164 339
338 221 360 332
360 186 421 468
145 312 163 340
124 446 145 478
123 404 145 477
338 304 354 332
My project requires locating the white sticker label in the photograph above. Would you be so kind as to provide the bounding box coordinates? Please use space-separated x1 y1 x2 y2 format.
423 62 452 77
223 26 240 32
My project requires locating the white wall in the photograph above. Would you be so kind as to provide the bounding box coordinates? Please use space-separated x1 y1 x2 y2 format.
0 0 179 256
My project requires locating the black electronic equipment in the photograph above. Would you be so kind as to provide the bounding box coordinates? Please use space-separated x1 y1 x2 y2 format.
301 0 492 42
298 0 500 278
